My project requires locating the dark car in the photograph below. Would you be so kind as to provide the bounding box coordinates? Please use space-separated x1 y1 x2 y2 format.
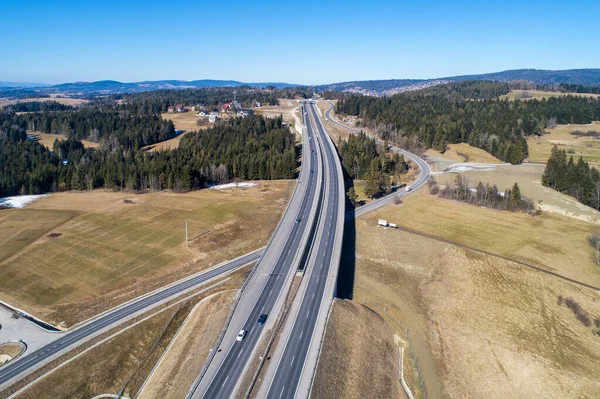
258 314 268 325
311 148 314 152
296 217 301 223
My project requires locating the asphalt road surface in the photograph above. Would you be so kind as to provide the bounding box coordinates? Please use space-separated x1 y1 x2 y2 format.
263 101 343 399
195 104 323 398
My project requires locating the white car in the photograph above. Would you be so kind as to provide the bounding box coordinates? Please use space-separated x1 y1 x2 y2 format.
406 185 412 192
236 329 247 342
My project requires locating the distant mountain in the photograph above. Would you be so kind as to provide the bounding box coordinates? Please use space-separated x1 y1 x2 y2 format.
443 69 600 86
318 69 600 95
45 79 299 94
0 81 51 88
314 79 425 92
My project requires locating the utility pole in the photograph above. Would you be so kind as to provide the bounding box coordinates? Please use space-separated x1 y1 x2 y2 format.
185 220 188 243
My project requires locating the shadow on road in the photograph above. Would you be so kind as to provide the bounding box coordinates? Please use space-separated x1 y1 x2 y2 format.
337 177 356 300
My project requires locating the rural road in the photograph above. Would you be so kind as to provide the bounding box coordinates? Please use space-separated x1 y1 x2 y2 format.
323 101 431 217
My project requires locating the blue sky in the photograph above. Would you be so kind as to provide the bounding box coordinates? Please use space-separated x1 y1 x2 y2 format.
1 0 598 85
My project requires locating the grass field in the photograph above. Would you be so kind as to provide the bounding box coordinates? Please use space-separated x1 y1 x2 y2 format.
0 96 89 108
434 163 600 224
0 183 292 325
424 142 502 165
312 300 401 399
10 268 248 399
29 131 99 149
500 90 600 101
370 191 600 287
142 131 191 152
527 121 600 166
348 194 600 398
255 99 300 126
160 111 211 132
140 113 211 152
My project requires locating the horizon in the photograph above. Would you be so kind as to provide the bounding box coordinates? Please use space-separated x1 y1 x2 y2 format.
2 0 599 85
4 67 600 88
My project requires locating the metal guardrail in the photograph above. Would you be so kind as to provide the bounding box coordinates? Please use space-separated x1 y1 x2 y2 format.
243 110 328 398
185 111 310 399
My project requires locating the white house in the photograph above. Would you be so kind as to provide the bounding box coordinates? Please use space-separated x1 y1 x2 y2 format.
209 112 219 123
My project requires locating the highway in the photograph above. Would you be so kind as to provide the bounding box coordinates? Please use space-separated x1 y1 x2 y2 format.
191 103 323 398
261 101 345 399
0 100 431 396
0 249 262 390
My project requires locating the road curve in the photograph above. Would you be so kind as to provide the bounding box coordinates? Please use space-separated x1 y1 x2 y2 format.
323 101 431 217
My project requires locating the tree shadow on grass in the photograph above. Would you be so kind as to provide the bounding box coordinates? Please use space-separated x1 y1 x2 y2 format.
336 176 356 300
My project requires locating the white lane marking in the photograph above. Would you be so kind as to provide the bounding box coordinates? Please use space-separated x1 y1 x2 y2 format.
312 292 315 299
307 310 311 318
222 375 229 387
269 289 273 297
291 356 295 366
317 277 320 283
237 349 243 359
300 330 304 340
280 387 286 399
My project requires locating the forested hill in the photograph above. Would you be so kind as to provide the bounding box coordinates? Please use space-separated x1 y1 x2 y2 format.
0 114 296 197
446 69 600 86
336 87 600 164
316 69 600 94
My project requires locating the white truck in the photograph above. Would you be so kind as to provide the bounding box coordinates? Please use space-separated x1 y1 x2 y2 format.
378 219 388 227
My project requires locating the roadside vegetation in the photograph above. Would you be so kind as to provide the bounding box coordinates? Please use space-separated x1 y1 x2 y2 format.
312 300 401 399
338 132 409 199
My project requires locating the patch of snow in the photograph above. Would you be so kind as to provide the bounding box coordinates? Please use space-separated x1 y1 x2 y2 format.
0 194 48 209
443 163 501 173
209 182 258 190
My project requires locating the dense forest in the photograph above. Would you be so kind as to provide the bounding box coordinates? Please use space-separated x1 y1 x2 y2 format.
2 110 176 150
338 132 408 199
542 145 600 209
336 85 600 164
419 80 511 99
1 101 75 113
0 115 296 197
